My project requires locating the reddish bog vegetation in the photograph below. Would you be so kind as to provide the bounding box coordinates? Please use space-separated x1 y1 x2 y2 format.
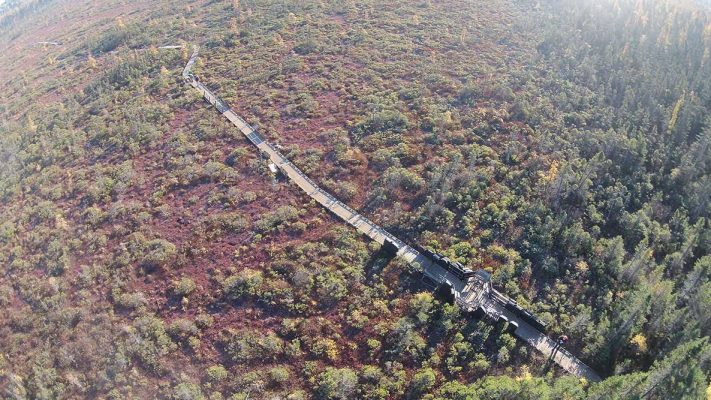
1 0 710 399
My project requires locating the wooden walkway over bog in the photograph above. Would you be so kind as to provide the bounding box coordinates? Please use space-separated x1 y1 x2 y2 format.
181 46 601 383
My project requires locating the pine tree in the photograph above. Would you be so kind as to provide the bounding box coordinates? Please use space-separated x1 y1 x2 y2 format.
639 337 711 399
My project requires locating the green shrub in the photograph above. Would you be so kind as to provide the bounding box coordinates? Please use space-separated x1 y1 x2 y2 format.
222 330 284 363
168 318 198 341
204 212 248 234
408 292 434 325
114 291 147 309
294 39 318 55
206 365 229 382
255 205 299 232
143 238 177 267
204 160 231 181
126 314 176 373
315 367 357 400
173 382 205 400
352 110 409 142
195 313 215 329
310 338 339 361
173 277 197 297
223 268 264 300
383 167 425 192
410 367 436 395
0 221 16 243
237 191 257 204
269 366 290 385
289 221 308 234
314 271 347 306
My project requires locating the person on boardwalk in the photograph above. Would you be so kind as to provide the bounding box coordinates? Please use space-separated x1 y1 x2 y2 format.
549 334 568 363
558 335 569 346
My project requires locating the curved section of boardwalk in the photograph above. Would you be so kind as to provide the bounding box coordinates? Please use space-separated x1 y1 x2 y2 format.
182 47 601 383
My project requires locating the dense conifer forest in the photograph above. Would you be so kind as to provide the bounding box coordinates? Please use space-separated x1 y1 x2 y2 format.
0 0 709 398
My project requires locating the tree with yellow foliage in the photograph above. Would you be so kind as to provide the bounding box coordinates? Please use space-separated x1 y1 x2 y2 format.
26 115 37 133
629 333 648 354
86 54 97 69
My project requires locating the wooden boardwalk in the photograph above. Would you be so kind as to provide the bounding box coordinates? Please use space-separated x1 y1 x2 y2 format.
483 290 601 381
182 46 601 383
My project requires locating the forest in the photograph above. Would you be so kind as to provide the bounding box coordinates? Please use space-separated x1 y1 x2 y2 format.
0 0 709 399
